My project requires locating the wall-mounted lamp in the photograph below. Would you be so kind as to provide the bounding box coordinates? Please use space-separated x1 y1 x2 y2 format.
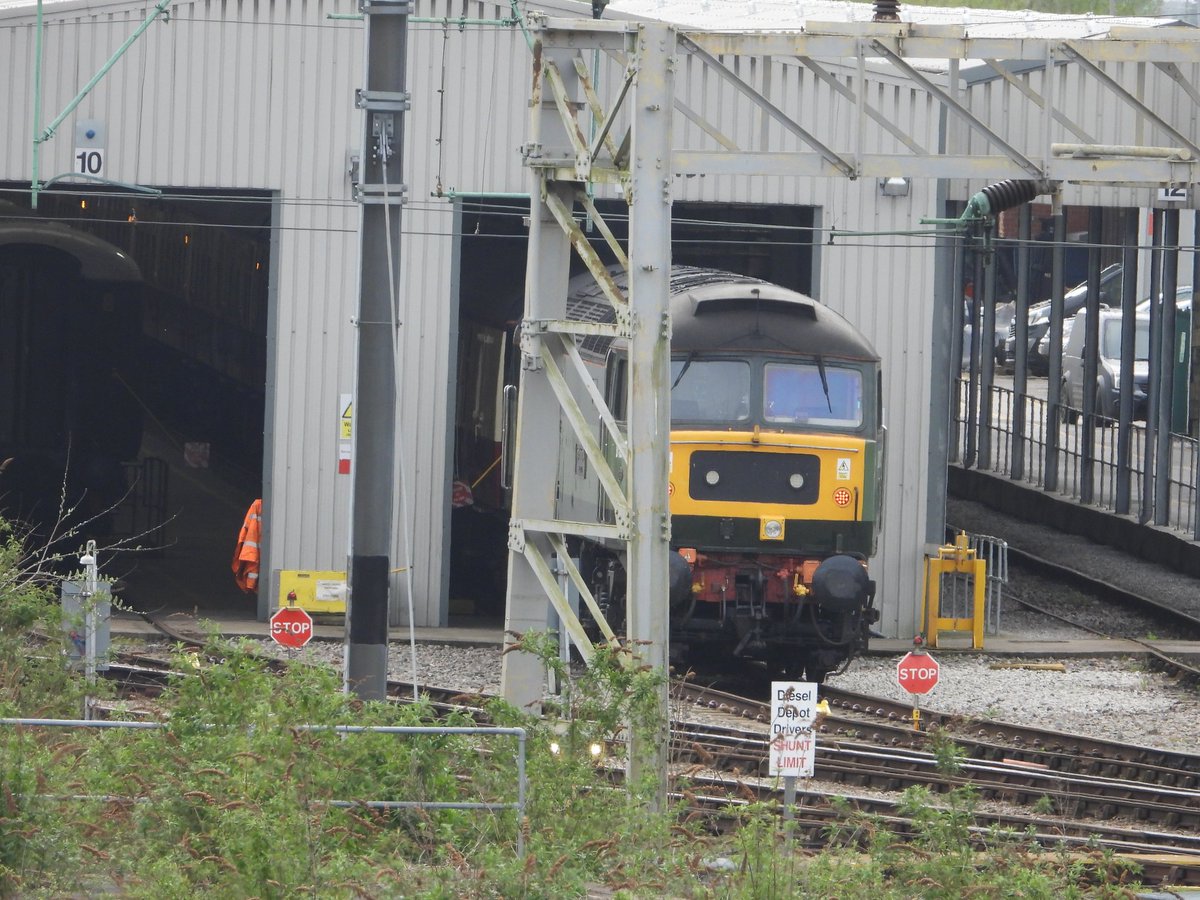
879 176 911 197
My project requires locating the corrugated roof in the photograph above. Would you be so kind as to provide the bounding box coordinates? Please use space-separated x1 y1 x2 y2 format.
0 0 1171 33
0 0 155 15
606 0 1169 37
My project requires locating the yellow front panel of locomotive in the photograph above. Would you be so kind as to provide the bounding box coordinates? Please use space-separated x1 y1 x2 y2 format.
667 430 867 520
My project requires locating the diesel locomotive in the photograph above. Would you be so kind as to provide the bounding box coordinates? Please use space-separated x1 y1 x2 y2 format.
555 266 885 683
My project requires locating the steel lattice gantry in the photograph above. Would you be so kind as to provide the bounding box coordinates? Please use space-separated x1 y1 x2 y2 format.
500 16 1200 786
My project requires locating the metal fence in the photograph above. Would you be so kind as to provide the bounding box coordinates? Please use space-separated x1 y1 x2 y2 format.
112 456 169 550
936 531 1008 635
953 377 1200 540
0 718 529 857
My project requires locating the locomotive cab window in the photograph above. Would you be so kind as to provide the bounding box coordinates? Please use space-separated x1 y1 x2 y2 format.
763 361 863 429
670 358 751 423
606 353 628 420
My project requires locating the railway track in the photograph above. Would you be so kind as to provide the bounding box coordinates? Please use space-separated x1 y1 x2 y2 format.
680 778 1200 887
680 681 1200 786
670 714 1200 830
948 518 1200 685
670 698 1200 885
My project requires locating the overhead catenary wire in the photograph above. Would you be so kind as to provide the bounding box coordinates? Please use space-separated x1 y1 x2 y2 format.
7 188 1199 258
9 184 1196 255
8 208 1200 265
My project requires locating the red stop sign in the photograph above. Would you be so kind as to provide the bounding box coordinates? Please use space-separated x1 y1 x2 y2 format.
270 606 314 648
896 651 939 694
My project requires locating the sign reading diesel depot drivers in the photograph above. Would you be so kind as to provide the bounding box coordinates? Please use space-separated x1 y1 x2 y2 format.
769 681 817 777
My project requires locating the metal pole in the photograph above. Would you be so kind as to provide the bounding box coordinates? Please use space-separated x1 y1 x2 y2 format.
499 27 575 709
1080 207 1102 504
624 22 674 809
977 237 997 471
1116 207 1139 515
347 0 409 701
963 246 983 468
783 775 796 821
1142 213 1163 524
1044 207 1066 493
943 226 964 467
1193 211 1200 540
1155 208 1180 525
80 540 98 721
927 179 956 551
31 0 44 208
1011 206 1031 481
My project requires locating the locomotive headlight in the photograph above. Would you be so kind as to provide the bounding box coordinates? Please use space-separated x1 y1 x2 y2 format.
705 469 720 486
760 517 785 541
789 473 805 490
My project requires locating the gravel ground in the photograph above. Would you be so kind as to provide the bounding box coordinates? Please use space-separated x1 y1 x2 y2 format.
826 653 1200 756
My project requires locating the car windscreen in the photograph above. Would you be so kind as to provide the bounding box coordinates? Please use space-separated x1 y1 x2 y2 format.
670 359 751 422
763 362 863 428
1100 318 1150 361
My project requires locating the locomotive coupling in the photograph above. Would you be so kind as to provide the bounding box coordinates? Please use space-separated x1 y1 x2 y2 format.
669 550 693 611
811 555 872 612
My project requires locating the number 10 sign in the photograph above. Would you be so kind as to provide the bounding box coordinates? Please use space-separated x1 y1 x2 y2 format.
74 119 106 178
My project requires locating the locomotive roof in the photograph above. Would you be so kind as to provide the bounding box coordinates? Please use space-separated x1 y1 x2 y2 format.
566 266 878 363
0 202 143 283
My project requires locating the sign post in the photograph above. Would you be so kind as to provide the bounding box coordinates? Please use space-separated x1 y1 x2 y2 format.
896 650 939 731
270 595 314 650
770 681 818 821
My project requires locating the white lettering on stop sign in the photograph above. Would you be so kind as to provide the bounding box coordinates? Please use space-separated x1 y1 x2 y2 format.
896 651 939 694
270 608 314 648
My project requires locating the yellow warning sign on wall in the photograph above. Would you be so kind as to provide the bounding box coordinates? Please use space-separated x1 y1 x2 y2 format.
278 570 346 614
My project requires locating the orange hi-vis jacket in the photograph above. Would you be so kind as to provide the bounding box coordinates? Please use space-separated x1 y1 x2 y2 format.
232 499 262 594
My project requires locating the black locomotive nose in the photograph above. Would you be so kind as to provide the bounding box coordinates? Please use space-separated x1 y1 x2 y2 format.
811 555 870 612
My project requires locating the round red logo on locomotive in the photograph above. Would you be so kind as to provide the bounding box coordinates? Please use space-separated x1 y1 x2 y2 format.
832 488 852 507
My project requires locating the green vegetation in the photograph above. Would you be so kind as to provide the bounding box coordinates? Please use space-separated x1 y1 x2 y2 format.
0 520 1149 896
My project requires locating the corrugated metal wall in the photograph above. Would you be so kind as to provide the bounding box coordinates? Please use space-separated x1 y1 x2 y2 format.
957 59 1200 210
1 0 366 616
2 0 955 635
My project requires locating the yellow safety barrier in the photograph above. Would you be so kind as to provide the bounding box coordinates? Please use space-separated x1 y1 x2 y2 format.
921 533 986 649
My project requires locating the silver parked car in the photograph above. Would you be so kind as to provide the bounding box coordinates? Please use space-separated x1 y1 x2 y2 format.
1136 284 1193 314
1060 307 1149 423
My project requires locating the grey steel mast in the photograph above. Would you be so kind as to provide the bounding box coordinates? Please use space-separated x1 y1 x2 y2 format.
347 0 409 700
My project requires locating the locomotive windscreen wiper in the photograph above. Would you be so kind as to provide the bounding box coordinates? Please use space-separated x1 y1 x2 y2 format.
816 356 833 412
671 352 695 390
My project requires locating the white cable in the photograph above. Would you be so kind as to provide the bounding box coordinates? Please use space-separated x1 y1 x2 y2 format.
379 130 420 702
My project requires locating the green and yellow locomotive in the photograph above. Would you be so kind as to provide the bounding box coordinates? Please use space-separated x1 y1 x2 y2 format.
566 266 884 682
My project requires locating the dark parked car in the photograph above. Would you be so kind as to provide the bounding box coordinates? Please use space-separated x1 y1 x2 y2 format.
1004 263 1123 375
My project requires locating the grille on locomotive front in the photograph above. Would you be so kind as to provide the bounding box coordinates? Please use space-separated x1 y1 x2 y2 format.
687 451 821 504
